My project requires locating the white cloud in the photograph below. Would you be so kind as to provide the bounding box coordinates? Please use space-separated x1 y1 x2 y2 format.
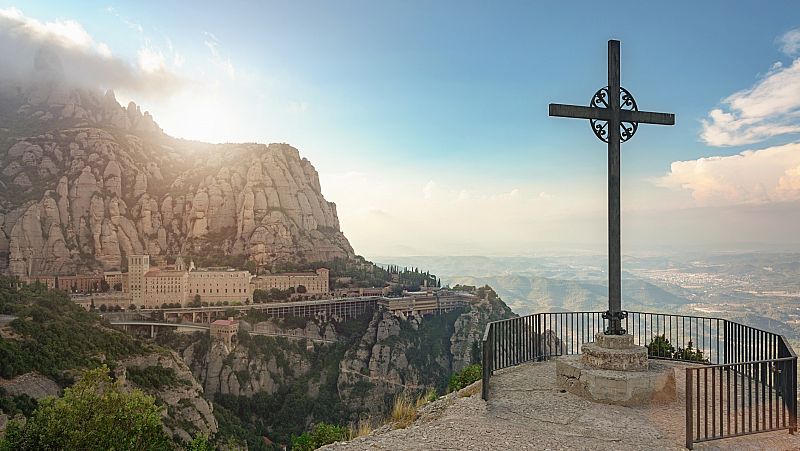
104 6 144 34
778 29 800 56
203 31 236 80
422 180 437 200
137 46 166 73
701 58 800 146
657 142 800 206
1 7 95 51
0 7 184 98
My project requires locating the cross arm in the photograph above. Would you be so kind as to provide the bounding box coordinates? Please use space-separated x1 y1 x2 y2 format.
549 104 610 120
621 110 674 125
550 103 674 125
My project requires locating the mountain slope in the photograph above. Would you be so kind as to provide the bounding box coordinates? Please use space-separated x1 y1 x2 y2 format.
0 80 353 275
449 274 692 314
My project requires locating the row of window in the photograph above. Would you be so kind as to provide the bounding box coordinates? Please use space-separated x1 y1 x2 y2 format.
190 288 248 294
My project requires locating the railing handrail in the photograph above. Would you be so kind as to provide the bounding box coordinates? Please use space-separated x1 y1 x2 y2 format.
779 334 798 359
626 310 726 323
684 355 796 370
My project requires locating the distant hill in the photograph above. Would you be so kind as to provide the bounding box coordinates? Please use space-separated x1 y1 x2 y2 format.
448 274 692 315
373 255 693 315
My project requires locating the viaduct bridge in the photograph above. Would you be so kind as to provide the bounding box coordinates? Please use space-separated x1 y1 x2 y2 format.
110 320 339 343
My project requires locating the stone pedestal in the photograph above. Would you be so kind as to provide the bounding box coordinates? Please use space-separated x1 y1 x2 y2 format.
555 332 676 406
581 333 648 371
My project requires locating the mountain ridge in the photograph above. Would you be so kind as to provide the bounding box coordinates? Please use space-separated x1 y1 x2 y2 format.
0 80 354 275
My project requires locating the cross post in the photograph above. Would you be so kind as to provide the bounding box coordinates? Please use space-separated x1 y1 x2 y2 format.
548 40 674 335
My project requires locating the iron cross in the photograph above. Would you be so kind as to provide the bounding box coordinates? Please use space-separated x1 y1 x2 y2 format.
549 40 675 335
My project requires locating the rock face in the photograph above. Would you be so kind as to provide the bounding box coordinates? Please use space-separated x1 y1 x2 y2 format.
117 350 218 442
337 295 517 416
0 82 354 275
0 372 61 399
182 319 340 398
175 293 516 424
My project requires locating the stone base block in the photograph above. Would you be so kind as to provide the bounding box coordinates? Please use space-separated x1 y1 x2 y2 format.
582 342 649 371
594 332 635 349
556 355 676 407
581 332 649 371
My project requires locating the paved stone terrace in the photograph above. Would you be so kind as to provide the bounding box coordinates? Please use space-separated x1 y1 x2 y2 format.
325 360 800 450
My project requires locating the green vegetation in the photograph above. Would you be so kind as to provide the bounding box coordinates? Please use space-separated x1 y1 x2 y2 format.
675 341 707 362
447 364 482 393
127 366 189 390
278 315 309 330
187 435 214 451
213 338 354 447
252 288 294 303
183 234 247 270
206 314 374 447
0 387 37 417
395 309 464 393
0 277 145 383
647 334 675 358
272 256 439 291
452 284 515 322
647 335 707 362
212 403 267 451
332 312 374 344
0 366 173 451
290 423 348 451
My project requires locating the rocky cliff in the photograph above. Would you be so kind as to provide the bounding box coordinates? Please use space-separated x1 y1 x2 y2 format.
116 351 218 443
0 279 216 442
167 293 515 445
0 81 353 275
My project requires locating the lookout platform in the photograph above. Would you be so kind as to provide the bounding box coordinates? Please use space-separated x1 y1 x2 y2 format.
326 360 800 450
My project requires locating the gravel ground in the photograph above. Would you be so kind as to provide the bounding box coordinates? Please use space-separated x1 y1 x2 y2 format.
323 360 800 450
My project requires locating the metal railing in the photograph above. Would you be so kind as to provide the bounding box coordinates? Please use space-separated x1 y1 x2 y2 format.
480 311 798 448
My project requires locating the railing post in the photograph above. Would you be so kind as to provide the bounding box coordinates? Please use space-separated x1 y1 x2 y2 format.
792 356 797 434
723 320 728 365
686 368 694 450
536 314 542 361
481 323 492 401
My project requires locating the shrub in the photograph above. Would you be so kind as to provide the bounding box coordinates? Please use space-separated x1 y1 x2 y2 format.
0 366 173 451
127 366 187 390
390 391 431 429
647 336 707 362
675 341 707 362
290 423 348 451
447 364 482 393
647 334 675 358
390 394 417 429
347 418 373 440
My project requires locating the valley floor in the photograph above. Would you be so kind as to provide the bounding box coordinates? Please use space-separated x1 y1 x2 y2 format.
324 360 800 450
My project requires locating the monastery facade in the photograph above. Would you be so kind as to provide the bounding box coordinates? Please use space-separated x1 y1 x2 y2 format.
22 254 332 310
250 268 330 294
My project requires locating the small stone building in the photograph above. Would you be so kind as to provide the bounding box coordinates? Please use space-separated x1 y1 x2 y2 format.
210 317 239 348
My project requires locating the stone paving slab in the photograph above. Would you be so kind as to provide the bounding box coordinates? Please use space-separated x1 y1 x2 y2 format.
324 359 800 450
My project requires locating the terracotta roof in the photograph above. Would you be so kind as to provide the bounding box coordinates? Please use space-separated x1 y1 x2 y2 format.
211 319 236 326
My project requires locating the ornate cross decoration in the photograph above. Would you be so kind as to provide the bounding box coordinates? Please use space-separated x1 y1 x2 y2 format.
549 40 675 335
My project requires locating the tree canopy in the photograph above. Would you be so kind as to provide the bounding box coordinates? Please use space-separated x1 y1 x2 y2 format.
0 365 173 451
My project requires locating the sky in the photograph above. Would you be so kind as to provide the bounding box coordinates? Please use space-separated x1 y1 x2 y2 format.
2 1 800 257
